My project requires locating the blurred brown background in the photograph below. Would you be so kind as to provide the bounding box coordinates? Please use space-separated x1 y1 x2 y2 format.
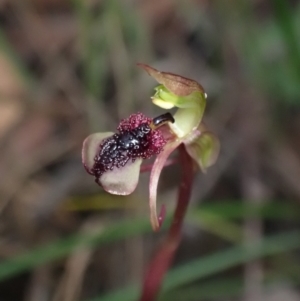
0 1 300 301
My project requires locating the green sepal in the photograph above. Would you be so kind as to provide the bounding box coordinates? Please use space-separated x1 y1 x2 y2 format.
185 130 220 172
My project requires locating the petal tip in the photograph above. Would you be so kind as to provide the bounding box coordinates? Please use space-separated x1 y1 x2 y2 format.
100 158 143 196
138 63 205 96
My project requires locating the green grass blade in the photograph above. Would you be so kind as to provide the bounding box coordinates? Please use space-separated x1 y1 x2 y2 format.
87 230 300 301
273 0 300 79
160 273 300 301
0 217 171 281
191 201 300 220
0 201 298 283
163 230 300 290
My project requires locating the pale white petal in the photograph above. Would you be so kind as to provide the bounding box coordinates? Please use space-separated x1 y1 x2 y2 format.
82 132 114 173
101 158 142 195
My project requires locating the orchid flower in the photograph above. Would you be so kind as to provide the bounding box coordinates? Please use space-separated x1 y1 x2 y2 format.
82 64 219 231
82 64 219 301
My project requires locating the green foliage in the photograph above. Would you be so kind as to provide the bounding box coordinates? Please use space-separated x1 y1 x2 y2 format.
0 217 170 281
242 1 300 104
0 201 298 283
86 229 300 301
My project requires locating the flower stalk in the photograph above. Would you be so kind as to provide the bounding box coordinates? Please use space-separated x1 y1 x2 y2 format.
139 145 194 301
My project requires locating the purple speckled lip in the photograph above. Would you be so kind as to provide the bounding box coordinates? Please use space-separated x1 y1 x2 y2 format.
91 112 169 184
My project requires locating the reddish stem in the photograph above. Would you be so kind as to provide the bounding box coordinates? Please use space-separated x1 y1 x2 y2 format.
139 145 195 301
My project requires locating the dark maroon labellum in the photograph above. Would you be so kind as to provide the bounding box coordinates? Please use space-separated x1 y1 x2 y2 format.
91 112 174 184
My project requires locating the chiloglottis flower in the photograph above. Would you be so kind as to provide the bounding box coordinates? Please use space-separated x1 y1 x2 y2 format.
82 64 220 231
